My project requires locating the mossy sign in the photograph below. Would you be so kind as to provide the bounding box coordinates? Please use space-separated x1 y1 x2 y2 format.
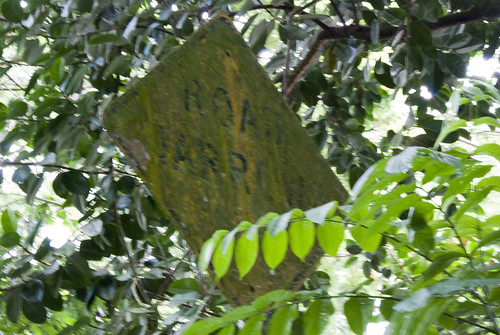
103 15 347 305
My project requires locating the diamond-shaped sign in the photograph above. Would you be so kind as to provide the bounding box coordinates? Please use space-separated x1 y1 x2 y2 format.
103 15 347 305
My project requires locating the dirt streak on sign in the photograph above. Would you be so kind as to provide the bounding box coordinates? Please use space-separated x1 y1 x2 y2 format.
103 15 347 305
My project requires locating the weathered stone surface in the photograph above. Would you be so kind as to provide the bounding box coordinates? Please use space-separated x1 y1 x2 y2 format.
103 15 347 305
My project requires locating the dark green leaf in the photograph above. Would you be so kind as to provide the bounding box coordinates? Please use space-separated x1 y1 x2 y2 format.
1 0 23 22
409 21 433 48
0 231 20 247
167 278 200 294
6 290 20 322
96 276 117 301
22 300 47 324
60 171 90 196
2 208 17 232
279 24 307 41
21 279 44 303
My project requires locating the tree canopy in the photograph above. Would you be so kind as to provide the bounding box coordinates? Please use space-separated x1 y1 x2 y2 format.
0 0 500 334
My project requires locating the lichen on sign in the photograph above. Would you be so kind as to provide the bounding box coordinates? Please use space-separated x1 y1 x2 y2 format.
103 15 347 305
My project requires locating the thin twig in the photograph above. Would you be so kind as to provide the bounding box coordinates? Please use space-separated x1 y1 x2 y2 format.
113 204 151 304
330 0 346 25
350 0 359 26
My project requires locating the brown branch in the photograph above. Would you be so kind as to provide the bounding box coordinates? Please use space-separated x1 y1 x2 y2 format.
285 0 500 97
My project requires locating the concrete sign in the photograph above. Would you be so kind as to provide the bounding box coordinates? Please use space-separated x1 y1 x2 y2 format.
103 15 347 305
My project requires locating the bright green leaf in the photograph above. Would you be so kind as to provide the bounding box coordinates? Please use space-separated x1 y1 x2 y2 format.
240 314 265 335
199 230 228 272
316 218 344 256
235 230 259 278
303 299 335 335
213 233 235 279
289 219 315 260
262 230 288 270
268 305 298 335
474 143 500 161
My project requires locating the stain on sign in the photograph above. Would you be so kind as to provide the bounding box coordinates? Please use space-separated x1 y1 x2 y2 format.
103 15 347 305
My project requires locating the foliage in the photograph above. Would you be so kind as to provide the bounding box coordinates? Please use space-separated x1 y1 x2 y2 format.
199 146 500 334
0 0 499 334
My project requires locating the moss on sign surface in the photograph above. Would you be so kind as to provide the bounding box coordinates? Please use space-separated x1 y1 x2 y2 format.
104 15 347 305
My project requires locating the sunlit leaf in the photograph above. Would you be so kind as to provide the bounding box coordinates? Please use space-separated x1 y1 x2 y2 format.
316 218 344 256
235 230 259 278
262 230 288 270
289 219 315 260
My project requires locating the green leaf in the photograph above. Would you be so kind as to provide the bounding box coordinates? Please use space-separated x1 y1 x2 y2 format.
6 290 20 322
96 276 117 301
267 210 293 236
235 229 259 278
21 279 44 303
303 299 335 335
476 230 500 250
0 231 20 247
251 290 294 310
288 219 315 261
183 319 227 335
433 119 466 149
248 19 274 54
279 24 307 41
316 218 344 256
217 324 235 335
1 0 23 22
474 116 500 128
60 171 90 196
81 218 103 237
2 208 17 232
394 288 432 312
422 251 464 281
64 252 92 288
409 21 433 48
344 298 373 335
305 201 338 224
385 146 418 173
262 230 288 270
22 300 47 324
213 232 235 279
199 230 228 272
387 297 452 335
167 278 200 294
268 305 298 335
370 19 380 44
474 143 500 161
240 314 265 335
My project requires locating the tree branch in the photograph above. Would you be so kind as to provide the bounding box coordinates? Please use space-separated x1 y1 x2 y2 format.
285 0 500 97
